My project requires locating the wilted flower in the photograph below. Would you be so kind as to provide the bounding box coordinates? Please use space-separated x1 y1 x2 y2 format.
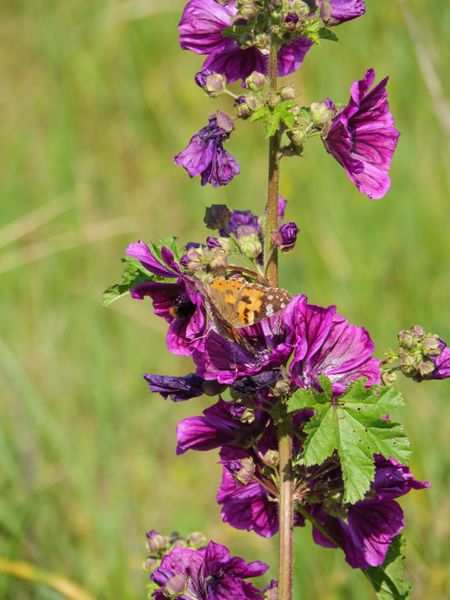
174 112 240 187
323 69 400 199
397 326 450 382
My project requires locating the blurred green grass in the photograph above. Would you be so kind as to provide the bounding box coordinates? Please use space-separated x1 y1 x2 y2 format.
0 0 449 598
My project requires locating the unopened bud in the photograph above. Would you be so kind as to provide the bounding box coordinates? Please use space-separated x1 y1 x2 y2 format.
236 457 256 485
146 531 167 554
245 71 266 91
279 85 296 100
165 574 188 597
289 129 306 146
187 531 207 548
422 335 441 356
180 244 205 273
262 450 279 468
143 557 158 571
204 73 227 97
204 204 231 231
238 233 262 260
310 99 335 127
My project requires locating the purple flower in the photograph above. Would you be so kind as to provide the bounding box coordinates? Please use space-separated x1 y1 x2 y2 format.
178 0 312 83
174 112 240 187
290 300 381 394
193 296 302 385
176 398 269 455
309 457 429 569
318 0 366 26
150 540 268 599
144 373 211 402
426 342 450 380
126 242 206 356
323 69 400 199
272 222 300 252
218 445 282 538
194 295 380 393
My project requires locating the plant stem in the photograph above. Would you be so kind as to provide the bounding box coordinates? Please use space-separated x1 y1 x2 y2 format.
265 43 281 287
263 42 294 600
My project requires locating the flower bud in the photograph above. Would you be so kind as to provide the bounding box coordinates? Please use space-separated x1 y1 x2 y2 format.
381 370 397 386
215 111 234 134
310 99 336 127
208 247 228 270
279 85 296 100
143 557 158 571
146 530 167 554
187 531 207 548
165 573 188 597
204 73 227 97
261 450 279 469
289 128 306 146
272 222 300 253
236 457 256 485
264 581 278 600
180 243 205 273
422 334 441 356
238 233 263 260
245 71 266 91
204 204 231 231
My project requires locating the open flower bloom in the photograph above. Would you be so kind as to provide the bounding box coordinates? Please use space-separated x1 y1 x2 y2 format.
151 541 268 599
126 241 206 355
174 112 240 187
323 68 400 199
179 0 313 83
309 456 430 569
193 295 380 393
218 429 428 568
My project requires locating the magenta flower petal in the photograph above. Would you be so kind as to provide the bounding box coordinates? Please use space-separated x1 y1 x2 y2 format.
324 68 400 199
319 0 366 26
174 113 240 187
178 0 236 55
277 38 313 77
126 241 176 278
290 300 381 393
144 373 206 402
151 540 268 600
203 41 267 84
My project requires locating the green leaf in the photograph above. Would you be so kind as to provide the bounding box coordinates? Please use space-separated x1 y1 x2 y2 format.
298 380 411 504
318 27 339 42
148 237 182 263
365 535 412 600
102 257 154 306
288 388 317 412
249 101 298 138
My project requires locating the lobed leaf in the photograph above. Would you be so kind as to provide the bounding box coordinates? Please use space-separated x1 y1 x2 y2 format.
365 535 412 600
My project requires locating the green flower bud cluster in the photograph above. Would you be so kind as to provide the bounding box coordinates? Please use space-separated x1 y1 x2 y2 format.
397 326 442 381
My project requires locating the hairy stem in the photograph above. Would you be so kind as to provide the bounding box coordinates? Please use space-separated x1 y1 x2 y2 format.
263 42 294 600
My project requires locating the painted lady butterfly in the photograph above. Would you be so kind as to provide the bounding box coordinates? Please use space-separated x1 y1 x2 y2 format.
196 276 293 352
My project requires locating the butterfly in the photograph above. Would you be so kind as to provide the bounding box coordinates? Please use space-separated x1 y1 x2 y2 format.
195 276 293 352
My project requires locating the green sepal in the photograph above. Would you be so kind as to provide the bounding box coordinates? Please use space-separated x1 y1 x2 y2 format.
148 236 182 263
102 257 155 306
293 379 411 505
318 27 339 42
365 535 412 600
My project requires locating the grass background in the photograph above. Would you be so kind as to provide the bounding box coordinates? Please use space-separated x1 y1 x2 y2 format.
0 0 449 598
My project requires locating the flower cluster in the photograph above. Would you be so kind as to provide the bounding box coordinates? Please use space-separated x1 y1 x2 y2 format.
104 1 448 595
174 1 399 200
145 532 272 599
124 213 430 572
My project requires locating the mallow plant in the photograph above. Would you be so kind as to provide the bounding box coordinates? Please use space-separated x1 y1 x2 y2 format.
104 2 449 598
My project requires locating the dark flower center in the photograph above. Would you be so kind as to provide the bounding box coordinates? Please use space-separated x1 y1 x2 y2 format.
170 291 196 319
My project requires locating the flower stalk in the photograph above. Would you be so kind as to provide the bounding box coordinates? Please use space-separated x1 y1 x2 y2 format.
264 40 294 600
